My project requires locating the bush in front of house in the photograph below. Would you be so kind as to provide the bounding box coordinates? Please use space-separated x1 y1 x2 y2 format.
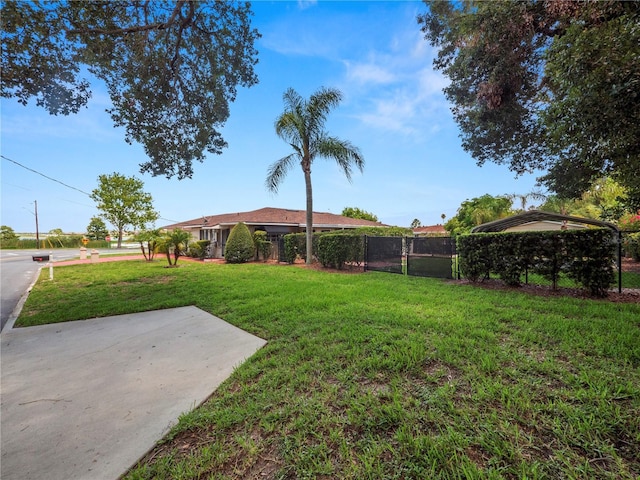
253 230 272 262
225 222 254 263
316 232 364 269
188 240 210 259
283 233 307 264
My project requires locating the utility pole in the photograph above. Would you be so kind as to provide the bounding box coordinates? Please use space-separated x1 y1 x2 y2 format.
34 200 40 249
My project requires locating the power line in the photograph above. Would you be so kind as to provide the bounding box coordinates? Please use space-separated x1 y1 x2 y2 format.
1 155 92 196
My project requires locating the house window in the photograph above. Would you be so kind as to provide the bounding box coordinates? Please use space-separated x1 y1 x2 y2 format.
200 230 217 242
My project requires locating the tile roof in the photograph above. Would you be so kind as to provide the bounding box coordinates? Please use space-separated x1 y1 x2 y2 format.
413 224 447 234
162 207 387 230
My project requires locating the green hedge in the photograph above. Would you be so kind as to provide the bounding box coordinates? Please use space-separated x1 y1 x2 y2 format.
458 229 616 297
252 231 272 262
0 238 110 249
316 232 364 269
187 240 210 259
283 232 365 268
282 233 307 264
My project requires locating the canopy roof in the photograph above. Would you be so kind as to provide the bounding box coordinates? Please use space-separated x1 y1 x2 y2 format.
471 210 618 233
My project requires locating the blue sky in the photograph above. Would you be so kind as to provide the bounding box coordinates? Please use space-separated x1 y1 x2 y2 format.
1 0 544 234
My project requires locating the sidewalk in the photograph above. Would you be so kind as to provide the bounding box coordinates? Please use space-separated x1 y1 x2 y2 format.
51 254 215 267
52 253 150 266
1 306 266 480
1 254 266 479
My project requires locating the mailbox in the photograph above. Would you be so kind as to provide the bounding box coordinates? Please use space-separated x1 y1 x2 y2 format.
32 255 50 262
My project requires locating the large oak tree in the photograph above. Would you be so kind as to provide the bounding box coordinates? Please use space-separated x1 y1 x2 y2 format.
1 0 259 179
418 1 639 200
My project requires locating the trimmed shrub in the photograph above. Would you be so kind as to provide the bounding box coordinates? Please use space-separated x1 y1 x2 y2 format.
563 230 615 297
283 233 307 264
354 226 411 237
458 229 616 297
253 230 272 261
316 232 364 269
457 234 492 282
225 222 254 264
188 240 210 259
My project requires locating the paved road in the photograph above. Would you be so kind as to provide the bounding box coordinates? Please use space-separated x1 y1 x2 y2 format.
0 248 139 331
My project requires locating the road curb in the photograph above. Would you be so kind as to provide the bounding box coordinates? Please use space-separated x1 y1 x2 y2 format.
3 265 42 332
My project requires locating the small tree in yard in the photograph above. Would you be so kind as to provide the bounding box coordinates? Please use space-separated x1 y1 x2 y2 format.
91 173 159 248
158 229 191 267
133 228 162 261
225 222 254 264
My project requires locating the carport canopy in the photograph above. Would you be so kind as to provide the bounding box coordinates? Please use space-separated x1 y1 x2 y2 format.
471 210 619 233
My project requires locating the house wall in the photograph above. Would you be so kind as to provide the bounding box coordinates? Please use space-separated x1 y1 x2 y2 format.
195 224 360 259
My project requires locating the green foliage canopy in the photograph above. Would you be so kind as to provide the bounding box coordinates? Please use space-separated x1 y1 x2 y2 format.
444 194 513 236
539 177 631 222
86 216 109 241
1 1 259 179
341 207 378 223
158 228 191 266
90 173 158 248
418 1 640 198
0 225 18 242
133 228 162 261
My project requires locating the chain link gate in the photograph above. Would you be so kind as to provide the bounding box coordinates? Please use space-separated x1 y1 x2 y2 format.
365 236 457 279
364 236 404 274
406 237 457 279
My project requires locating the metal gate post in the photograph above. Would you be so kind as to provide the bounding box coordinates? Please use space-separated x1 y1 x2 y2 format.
618 230 622 294
364 235 368 272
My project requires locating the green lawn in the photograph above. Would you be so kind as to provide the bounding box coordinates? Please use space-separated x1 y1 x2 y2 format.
517 271 640 290
18 261 640 479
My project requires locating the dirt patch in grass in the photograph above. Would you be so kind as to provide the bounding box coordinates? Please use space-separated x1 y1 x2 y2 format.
290 259 365 274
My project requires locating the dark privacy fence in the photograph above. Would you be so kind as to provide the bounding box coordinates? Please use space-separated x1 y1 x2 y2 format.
363 236 404 274
364 236 457 279
407 237 457 279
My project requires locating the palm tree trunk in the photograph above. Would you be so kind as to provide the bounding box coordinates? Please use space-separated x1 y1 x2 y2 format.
304 168 313 265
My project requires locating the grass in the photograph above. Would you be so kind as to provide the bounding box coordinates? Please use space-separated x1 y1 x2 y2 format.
18 260 640 479
486 271 640 290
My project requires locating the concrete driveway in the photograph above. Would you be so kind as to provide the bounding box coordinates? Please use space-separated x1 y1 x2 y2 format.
1 306 266 480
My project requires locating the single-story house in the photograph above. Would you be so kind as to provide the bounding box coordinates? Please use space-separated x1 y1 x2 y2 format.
162 207 387 258
471 210 618 233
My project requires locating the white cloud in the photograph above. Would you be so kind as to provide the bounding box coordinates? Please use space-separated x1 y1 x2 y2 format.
259 2 451 140
337 22 451 140
297 0 317 10
344 61 396 85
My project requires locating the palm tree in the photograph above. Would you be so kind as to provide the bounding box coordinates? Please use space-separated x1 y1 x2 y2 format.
508 191 547 212
266 87 364 265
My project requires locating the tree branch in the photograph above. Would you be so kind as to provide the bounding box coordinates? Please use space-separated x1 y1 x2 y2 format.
67 0 188 36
